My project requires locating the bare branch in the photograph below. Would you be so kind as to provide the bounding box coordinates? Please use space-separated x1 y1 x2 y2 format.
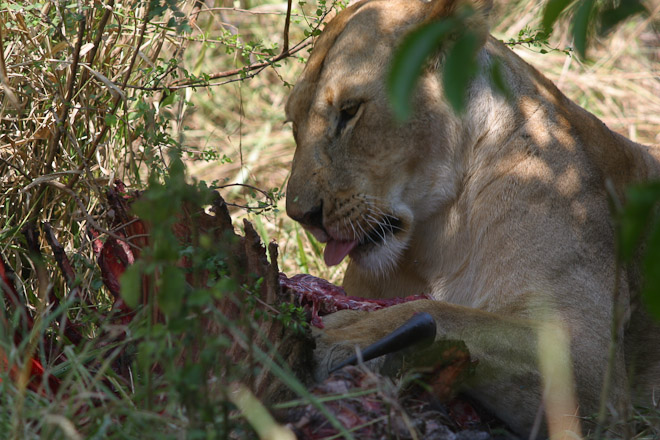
282 0 293 54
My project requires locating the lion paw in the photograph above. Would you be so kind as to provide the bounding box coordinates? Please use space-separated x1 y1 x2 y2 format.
311 309 384 381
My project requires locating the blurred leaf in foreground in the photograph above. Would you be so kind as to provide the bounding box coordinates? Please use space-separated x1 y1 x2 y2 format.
618 182 660 320
387 20 454 121
442 31 479 113
542 0 575 35
572 0 596 59
643 219 660 320
599 0 647 35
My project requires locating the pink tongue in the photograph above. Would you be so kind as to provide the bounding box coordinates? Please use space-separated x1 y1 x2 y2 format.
323 239 358 266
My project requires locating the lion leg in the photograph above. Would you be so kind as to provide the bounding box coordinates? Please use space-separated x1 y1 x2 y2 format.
312 300 626 437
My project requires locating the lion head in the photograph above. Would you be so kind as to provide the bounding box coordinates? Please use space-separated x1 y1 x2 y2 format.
285 0 492 275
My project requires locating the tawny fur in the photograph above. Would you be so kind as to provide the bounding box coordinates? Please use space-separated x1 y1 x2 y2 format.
285 0 660 436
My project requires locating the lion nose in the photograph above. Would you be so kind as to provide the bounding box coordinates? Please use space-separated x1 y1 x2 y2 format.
290 202 324 231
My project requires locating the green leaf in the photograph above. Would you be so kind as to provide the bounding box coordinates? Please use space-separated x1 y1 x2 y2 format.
104 113 118 126
157 267 186 317
572 0 596 59
167 154 186 180
160 90 177 107
542 0 575 34
619 183 660 262
136 340 155 375
599 0 646 36
120 264 142 309
617 182 660 320
443 31 479 113
387 20 455 121
643 219 660 320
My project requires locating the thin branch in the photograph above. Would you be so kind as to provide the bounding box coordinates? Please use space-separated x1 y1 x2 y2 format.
165 39 311 90
281 0 293 54
156 3 335 91
79 0 116 88
45 6 87 170
595 179 629 438
0 157 31 179
198 7 303 17
30 6 87 222
218 182 276 196
0 17 8 79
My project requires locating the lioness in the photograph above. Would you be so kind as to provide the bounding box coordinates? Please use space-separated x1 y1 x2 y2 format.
285 0 660 436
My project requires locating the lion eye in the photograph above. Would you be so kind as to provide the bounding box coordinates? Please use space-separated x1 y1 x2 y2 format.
341 103 360 118
337 103 361 133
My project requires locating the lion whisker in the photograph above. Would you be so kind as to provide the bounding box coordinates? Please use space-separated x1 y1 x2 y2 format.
355 219 373 244
363 213 388 244
345 216 359 241
365 214 391 239
382 215 404 232
365 207 404 233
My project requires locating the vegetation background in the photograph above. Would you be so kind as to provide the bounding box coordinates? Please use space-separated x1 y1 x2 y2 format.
0 0 659 438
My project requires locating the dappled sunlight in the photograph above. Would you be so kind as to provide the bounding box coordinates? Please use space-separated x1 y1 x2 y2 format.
556 166 582 199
